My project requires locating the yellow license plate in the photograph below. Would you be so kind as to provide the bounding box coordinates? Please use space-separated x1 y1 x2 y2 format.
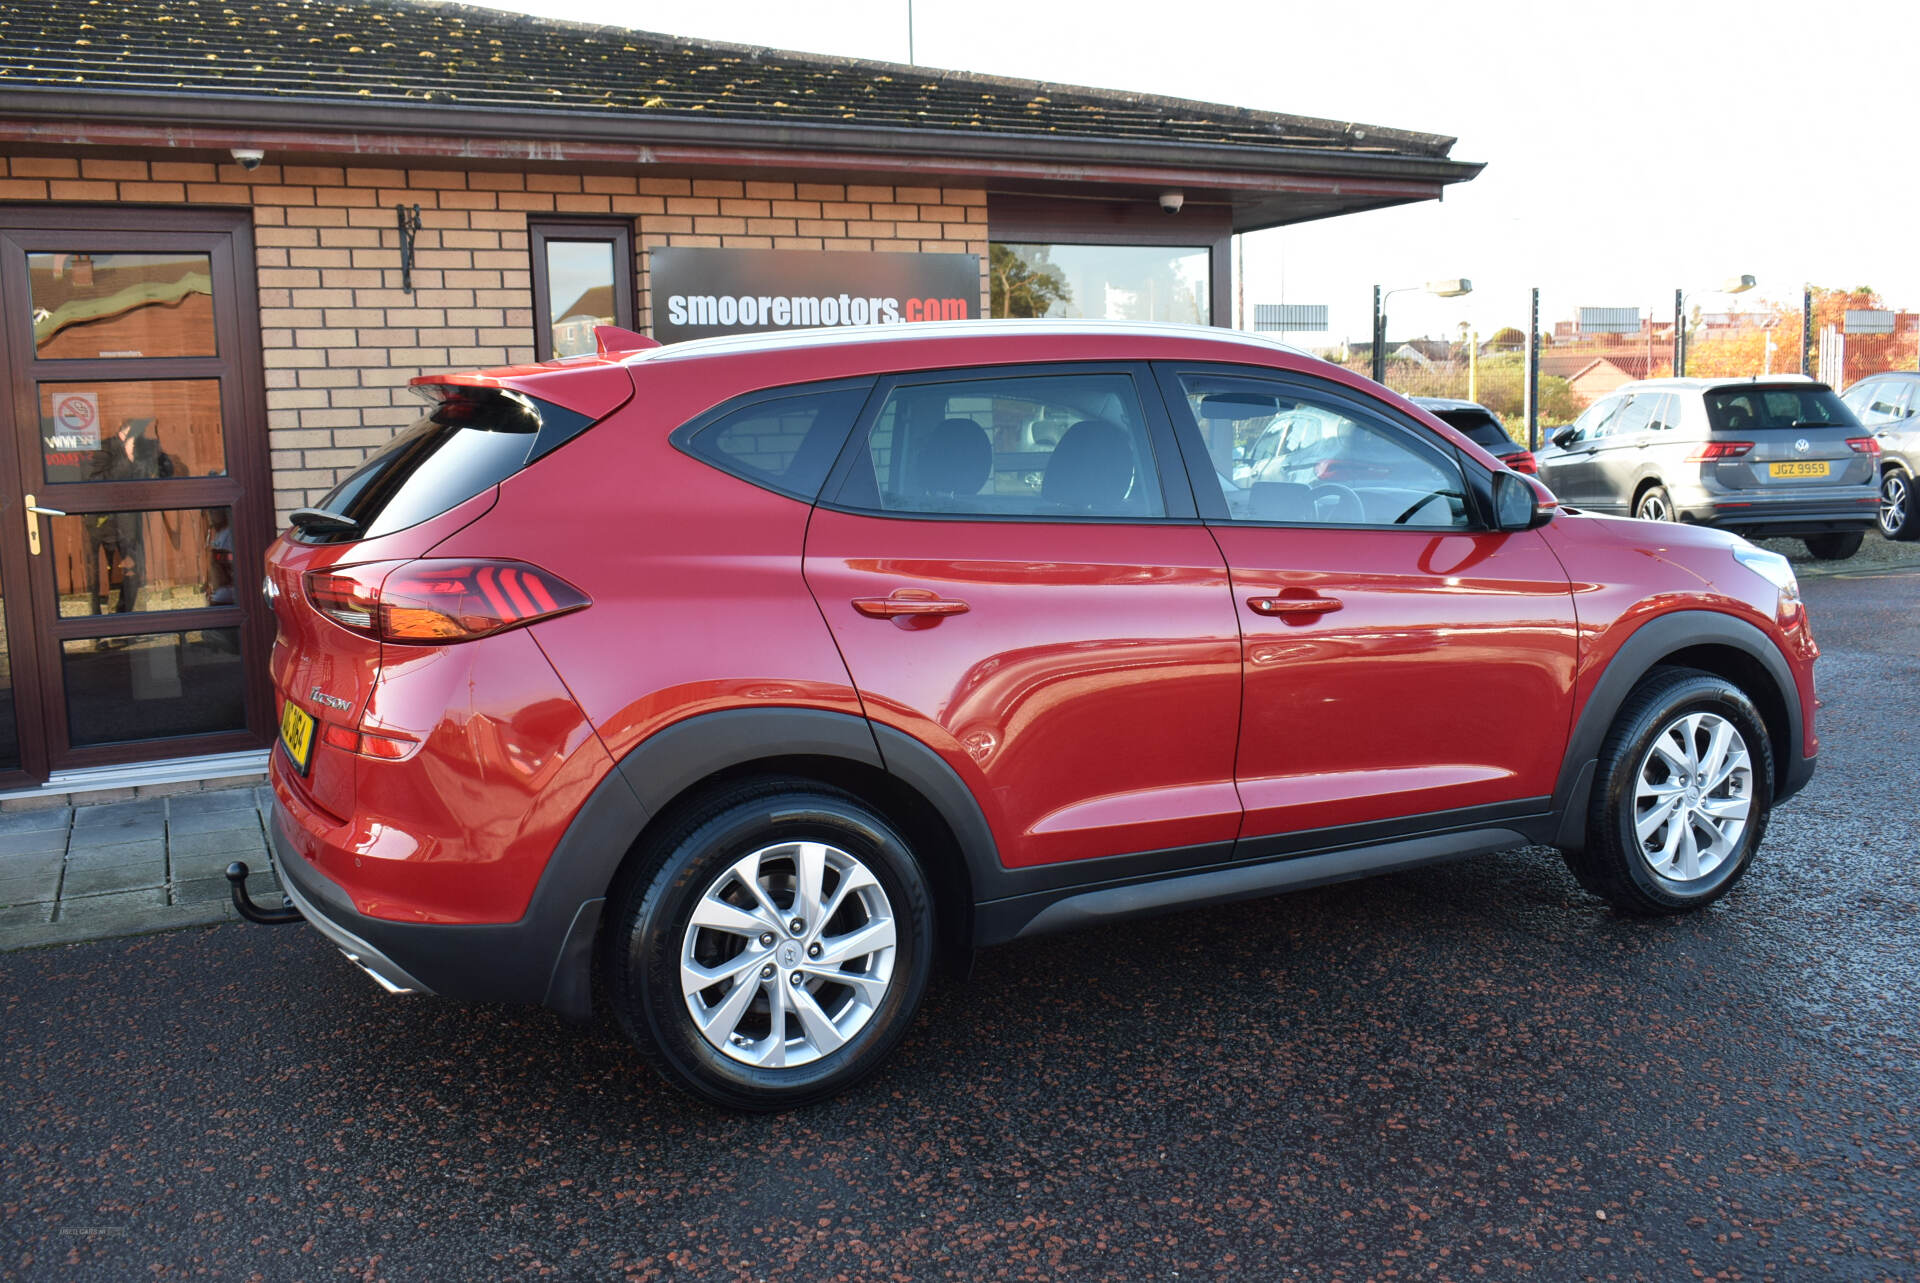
1769 460 1831 479
279 700 315 774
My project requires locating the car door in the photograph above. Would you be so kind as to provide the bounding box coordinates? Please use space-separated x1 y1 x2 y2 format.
803 362 1244 869
1155 364 1579 843
1593 391 1661 511
1536 394 1624 505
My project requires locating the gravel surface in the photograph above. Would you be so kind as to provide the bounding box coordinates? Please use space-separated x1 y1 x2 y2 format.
1759 527 1920 574
3 571 1917 1281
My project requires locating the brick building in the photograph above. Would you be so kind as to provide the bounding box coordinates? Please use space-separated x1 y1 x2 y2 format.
0 0 1480 792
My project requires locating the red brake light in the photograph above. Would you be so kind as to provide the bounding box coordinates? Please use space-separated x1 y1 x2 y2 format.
1505 451 1539 475
1687 441 1754 461
303 560 588 644
1847 437 1880 455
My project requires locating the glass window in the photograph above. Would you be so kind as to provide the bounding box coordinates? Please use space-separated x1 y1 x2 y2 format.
1644 393 1682 432
1178 374 1470 529
51 507 236 616
682 386 871 500
530 221 634 361
1570 396 1624 441
1706 385 1858 432
29 252 216 360
38 380 227 483
1610 395 1657 437
842 372 1164 519
62 629 246 747
1840 381 1878 415
1865 382 1912 423
989 243 1209 324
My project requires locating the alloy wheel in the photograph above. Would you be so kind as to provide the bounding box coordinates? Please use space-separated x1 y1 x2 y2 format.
1882 471 1909 537
1637 491 1673 522
679 840 897 1068
1632 711 1753 883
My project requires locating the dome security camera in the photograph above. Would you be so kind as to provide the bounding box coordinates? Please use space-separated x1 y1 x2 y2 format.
230 148 266 171
1158 191 1184 215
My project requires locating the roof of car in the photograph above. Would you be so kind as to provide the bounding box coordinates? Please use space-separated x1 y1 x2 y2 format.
1409 396 1494 412
627 319 1324 365
1611 375 1824 394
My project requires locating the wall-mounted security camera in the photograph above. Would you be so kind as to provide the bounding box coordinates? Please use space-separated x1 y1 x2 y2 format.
230 148 266 171
1159 191 1184 215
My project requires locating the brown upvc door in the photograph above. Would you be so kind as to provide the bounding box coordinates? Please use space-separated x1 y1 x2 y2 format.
0 207 275 786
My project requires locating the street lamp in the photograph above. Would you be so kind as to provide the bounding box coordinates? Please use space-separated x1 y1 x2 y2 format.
1373 279 1473 384
1674 274 1756 377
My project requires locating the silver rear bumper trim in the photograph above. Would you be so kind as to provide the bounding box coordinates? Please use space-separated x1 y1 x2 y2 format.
274 858 432 997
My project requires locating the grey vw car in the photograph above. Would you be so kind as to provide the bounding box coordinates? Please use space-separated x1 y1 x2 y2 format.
1838 371 1920 541
1535 376 1880 559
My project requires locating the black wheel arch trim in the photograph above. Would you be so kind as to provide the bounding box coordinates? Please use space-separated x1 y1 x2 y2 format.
1550 608 1811 854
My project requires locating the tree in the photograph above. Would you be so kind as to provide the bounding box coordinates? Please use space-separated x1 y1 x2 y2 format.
989 244 1071 318
1686 286 1916 384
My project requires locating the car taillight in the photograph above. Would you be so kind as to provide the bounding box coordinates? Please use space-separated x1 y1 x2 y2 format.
1687 441 1754 461
303 560 589 644
1847 437 1880 455
320 722 419 760
1505 451 1539 475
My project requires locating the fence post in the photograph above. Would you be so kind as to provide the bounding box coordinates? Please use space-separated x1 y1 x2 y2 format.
1802 287 1813 376
1371 284 1384 385
1674 287 1686 377
1525 287 1541 450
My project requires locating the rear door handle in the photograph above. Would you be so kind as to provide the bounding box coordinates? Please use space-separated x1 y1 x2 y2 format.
852 589 970 619
1247 595 1342 616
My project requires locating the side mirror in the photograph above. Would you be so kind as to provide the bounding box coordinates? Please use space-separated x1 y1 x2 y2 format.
1492 469 1543 532
1550 427 1577 449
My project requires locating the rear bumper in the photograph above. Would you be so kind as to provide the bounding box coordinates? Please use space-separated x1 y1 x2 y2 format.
268 802 606 1020
1677 496 1877 538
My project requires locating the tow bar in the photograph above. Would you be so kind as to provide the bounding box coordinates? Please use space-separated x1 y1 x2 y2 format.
225 860 304 925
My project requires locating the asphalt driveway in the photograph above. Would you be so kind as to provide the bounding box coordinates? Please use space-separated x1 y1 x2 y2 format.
3 565 1917 1281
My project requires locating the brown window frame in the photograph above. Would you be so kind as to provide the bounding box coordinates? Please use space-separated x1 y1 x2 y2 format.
528 219 637 361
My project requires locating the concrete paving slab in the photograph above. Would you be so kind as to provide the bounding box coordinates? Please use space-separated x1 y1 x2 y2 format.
62 862 167 897
0 870 62 907
71 799 166 829
170 849 255 882
0 848 67 880
167 830 269 860
171 876 244 906
55 886 168 921
167 808 265 837
63 839 168 870
0 901 54 928
0 828 70 857
167 789 259 818
0 807 71 834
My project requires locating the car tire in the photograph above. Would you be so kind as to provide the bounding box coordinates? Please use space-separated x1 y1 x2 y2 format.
1634 484 1675 522
604 778 935 1112
1880 467 1916 541
1803 530 1865 560
1563 666 1773 916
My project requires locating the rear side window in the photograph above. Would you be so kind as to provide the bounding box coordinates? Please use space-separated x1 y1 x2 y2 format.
678 383 872 501
837 371 1165 519
1706 385 1859 432
304 389 591 544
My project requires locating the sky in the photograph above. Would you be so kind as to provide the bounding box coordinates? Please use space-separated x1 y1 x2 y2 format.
490 0 1920 345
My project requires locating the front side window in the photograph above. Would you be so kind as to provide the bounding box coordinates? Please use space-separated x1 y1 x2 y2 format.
1571 396 1625 441
838 371 1164 519
1177 373 1471 529
1864 381 1912 423
989 243 1210 325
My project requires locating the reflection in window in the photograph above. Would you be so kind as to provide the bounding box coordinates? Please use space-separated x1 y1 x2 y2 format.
38 380 227 483
62 629 246 746
990 243 1209 324
29 252 216 359
51 508 235 617
545 241 617 357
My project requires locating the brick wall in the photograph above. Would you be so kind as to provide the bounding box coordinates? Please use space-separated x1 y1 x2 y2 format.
0 153 989 524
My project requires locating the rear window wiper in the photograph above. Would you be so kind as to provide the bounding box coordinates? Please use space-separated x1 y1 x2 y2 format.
288 507 361 536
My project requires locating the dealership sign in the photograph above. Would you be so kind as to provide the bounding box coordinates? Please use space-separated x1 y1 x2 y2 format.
649 248 981 344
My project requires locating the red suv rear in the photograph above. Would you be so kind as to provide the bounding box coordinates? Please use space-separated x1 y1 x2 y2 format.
250 322 1819 1110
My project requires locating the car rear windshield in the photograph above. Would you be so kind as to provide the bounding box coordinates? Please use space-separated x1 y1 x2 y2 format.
300 389 592 544
1705 385 1859 433
1428 408 1514 450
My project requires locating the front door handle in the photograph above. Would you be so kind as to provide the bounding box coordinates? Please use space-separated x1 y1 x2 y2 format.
1247 595 1342 616
22 493 64 557
852 589 970 620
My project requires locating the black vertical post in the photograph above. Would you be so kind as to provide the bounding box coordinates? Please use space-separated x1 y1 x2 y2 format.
1674 287 1685 377
1526 287 1541 450
1371 284 1384 385
1801 287 1813 376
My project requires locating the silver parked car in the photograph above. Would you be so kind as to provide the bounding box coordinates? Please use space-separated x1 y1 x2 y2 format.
1838 371 1919 541
1535 376 1881 559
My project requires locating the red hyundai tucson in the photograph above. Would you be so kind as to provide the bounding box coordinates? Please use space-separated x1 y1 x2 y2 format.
240 321 1819 1110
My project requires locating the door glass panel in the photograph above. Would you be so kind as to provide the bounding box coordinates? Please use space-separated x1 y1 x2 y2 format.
545 240 617 357
49 507 235 616
29 252 216 359
61 629 246 747
38 379 227 483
